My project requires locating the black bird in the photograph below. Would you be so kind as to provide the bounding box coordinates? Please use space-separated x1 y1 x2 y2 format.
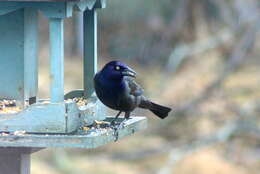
94 61 172 122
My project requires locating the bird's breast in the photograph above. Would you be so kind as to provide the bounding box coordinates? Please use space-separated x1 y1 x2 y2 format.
94 75 125 110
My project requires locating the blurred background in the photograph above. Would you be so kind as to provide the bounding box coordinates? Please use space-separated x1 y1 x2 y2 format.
33 0 260 173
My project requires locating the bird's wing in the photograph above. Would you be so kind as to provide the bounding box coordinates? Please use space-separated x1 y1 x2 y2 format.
125 77 144 96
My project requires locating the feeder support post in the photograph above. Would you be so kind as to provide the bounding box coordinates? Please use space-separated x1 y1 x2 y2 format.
83 8 97 98
24 8 38 105
49 18 64 103
0 147 42 174
0 152 30 174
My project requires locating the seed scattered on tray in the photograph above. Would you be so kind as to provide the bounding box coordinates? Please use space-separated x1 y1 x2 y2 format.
0 99 21 114
13 130 26 136
94 120 110 125
81 120 112 132
93 120 111 128
0 130 27 136
82 127 90 131
42 101 50 104
73 97 89 106
65 97 89 107
0 132 8 136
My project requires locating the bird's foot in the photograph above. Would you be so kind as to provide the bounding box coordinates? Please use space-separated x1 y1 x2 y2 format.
111 122 121 142
93 120 110 128
111 118 127 129
117 121 126 129
111 118 130 142
110 111 122 126
112 127 119 142
110 120 120 126
116 117 130 129
111 121 122 130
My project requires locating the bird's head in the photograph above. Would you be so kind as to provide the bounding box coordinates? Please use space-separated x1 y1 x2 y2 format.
101 61 136 80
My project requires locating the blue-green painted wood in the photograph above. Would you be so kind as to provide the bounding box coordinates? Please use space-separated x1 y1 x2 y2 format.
93 0 106 9
0 2 69 18
39 2 69 18
0 3 20 15
0 117 147 148
73 0 96 11
0 98 107 133
0 0 106 18
0 100 80 133
24 8 38 102
77 94 105 125
64 89 107 125
83 9 97 97
84 99 106 125
65 101 81 132
64 89 84 99
0 9 25 102
49 18 64 103
0 0 112 137
0 104 67 133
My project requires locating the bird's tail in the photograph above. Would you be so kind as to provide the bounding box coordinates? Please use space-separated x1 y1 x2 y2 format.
149 102 172 119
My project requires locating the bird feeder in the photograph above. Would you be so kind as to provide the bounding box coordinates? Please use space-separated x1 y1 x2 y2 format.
0 0 147 173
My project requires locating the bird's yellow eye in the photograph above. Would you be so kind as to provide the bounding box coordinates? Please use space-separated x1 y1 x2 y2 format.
115 66 120 71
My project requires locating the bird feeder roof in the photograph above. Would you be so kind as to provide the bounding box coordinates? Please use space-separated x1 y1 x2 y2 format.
1 0 84 2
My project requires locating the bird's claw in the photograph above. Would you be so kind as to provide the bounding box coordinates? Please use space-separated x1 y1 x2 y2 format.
111 123 120 142
110 120 118 126
118 121 126 129
110 121 124 129
111 119 128 142
112 125 120 142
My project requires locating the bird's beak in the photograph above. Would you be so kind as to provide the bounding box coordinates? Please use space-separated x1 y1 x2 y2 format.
121 68 136 78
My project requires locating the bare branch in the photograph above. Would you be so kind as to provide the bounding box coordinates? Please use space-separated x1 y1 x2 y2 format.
165 28 234 73
161 22 259 128
164 0 191 39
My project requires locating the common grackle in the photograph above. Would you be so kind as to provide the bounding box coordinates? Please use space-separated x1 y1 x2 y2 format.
94 61 172 122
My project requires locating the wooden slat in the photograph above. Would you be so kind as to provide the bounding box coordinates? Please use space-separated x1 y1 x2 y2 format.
83 9 97 97
0 0 80 2
0 9 25 104
24 8 38 104
0 117 147 148
49 18 64 103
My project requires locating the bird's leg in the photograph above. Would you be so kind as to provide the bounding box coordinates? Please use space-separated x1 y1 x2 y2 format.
125 112 131 120
111 111 122 126
117 112 131 129
111 111 123 141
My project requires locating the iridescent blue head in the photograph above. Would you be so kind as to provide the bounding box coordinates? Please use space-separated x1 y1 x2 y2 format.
101 61 136 80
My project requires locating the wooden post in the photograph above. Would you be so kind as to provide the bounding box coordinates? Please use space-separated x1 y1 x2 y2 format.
72 12 83 57
24 8 38 105
83 9 97 97
0 148 42 174
49 18 64 103
0 9 25 103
